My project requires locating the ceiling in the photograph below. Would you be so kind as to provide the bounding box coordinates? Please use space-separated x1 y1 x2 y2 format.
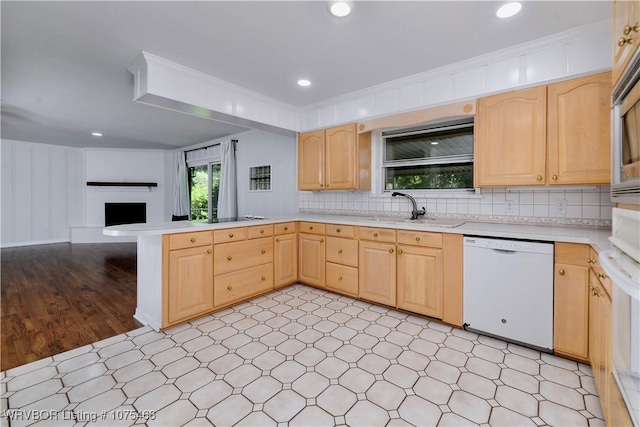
1 1 611 150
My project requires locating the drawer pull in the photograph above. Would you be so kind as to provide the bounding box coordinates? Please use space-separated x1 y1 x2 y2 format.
262 276 266 281
190 238 196 243
260 229 265 234
389 248 394 253
336 228 341 233
338 249 343 254
276 238 280 243
338 276 343 281
309 226 314 230
227 286 233 291
229 233 234 238
284 227 288 231
320 239 324 243
207 249 212 254
597 272 608 280
415 237 421 242
587 258 595 264
536 175 542 181
261 249 266 254
227 256 232 261
559 269 565 275
398 249 403 254
373 232 379 237
552 175 558 181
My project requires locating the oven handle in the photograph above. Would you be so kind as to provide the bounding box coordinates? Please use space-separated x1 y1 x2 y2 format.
599 250 640 300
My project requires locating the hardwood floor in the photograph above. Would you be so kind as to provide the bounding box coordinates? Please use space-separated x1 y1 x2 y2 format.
1 243 141 371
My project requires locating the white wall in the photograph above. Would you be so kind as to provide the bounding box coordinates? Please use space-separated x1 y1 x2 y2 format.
1 139 84 247
84 148 167 227
235 130 298 217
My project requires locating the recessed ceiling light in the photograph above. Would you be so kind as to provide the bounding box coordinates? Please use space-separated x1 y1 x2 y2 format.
329 1 351 17
92 132 103 137
431 142 439 145
496 2 522 19
297 79 311 87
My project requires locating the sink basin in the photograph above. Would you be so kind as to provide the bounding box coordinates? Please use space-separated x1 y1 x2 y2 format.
362 217 465 228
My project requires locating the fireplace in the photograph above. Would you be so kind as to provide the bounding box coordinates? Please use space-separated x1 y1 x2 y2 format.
105 203 146 227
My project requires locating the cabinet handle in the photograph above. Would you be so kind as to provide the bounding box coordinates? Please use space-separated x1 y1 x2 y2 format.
261 249 266 254
309 226 314 230
326 184 329 188
262 276 266 281
558 269 565 275
227 256 232 261
415 237 421 242
389 248 394 253
536 175 542 181
320 239 324 243
319 184 324 188
552 175 558 181
592 286 601 297
619 36 634 47
284 227 288 231
229 233 234 238
624 24 640 35
260 229 265 234
227 286 233 291
338 249 343 254
190 238 196 243
276 238 280 243
207 249 212 254
587 258 595 264
373 232 379 237
597 272 608 280
398 249 403 254
338 276 343 281
336 228 341 233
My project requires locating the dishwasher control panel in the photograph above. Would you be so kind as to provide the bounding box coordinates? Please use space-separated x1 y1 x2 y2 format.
463 236 554 254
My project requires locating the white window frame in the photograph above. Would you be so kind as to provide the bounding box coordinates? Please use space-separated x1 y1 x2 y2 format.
372 122 481 198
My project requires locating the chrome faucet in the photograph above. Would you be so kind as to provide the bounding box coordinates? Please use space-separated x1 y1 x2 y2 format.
391 192 426 220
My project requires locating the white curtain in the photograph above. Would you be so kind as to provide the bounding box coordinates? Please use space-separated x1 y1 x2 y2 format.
217 139 237 219
173 151 190 218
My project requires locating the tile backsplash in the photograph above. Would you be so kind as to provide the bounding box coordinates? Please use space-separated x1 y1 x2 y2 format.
298 186 612 228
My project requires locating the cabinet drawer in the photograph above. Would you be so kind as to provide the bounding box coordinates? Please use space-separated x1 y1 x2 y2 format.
590 247 612 297
215 237 273 275
275 222 296 235
214 227 248 244
326 224 355 238
397 230 442 248
326 237 358 267
326 263 358 296
248 224 273 239
169 231 213 250
359 227 396 243
299 222 325 235
214 263 273 307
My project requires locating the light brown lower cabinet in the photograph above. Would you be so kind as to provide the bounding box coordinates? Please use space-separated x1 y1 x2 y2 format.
298 233 325 288
274 232 298 288
214 263 273 307
359 240 396 306
165 244 214 326
553 243 590 362
396 244 443 318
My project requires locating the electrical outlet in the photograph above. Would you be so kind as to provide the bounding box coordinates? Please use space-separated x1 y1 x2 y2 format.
555 199 567 215
505 201 514 213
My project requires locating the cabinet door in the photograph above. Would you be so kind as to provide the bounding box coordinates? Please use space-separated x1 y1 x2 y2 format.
613 0 640 88
548 72 611 185
359 241 396 306
298 130 325 190
298 233 325 287
275 233 298 288
167 245 214 325
554 262 590 361
476 86 547 186
325 124 357 190
397 245 443 318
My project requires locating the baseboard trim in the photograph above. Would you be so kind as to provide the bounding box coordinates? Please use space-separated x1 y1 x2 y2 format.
1 239 69 248
134 309 161 332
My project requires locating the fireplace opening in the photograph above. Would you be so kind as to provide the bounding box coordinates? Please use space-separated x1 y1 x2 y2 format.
105 203 146 227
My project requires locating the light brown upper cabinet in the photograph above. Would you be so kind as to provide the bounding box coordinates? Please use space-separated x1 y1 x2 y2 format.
613 0 640 88
476 72 611 187
297 124 371 191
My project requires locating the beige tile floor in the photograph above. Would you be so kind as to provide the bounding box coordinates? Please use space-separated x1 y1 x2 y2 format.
1 284 604 427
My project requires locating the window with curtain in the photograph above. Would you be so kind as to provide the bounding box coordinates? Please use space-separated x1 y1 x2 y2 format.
383 120 474 191
188 163 221 222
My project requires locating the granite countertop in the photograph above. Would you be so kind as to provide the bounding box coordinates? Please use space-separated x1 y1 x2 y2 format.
104 214 612 252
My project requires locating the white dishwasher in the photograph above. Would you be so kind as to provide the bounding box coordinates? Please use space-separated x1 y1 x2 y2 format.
463 236 554 351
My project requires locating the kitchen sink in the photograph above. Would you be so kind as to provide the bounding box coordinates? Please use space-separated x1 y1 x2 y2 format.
358 216 465 228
